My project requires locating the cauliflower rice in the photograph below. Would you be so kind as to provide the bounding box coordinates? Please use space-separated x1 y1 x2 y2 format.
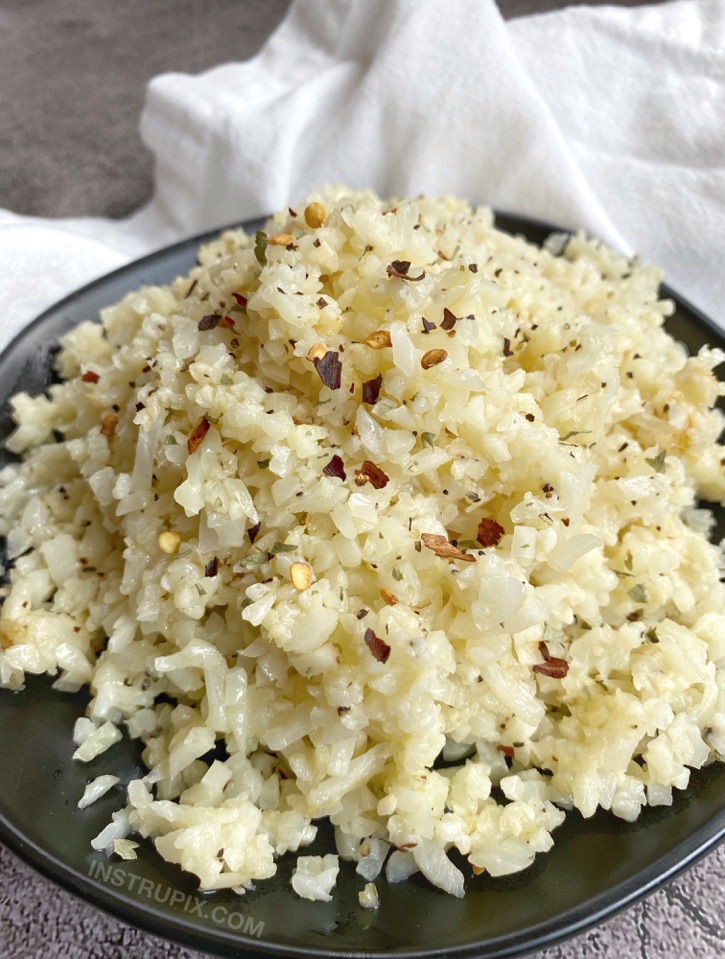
2 186 725 900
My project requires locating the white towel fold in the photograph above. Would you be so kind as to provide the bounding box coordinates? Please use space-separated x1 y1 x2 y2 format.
1 0 723 352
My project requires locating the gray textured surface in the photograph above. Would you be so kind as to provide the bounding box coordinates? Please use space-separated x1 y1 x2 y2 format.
1 1 722 958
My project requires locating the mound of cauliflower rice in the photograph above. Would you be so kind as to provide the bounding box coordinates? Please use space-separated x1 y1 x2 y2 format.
2 186 725 902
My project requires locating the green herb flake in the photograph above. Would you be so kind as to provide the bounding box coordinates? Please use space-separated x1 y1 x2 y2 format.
560 430 592 443
421 432 436 450
238 553 268 569
613 569 633 578
165 435 177 445
195 583 206 596
628 583 648 604
457 539 481 551
214 498 223 509
624 550 633 572
392 567 403 582
271 542 297 554
257 458 271 470
220 374 233 386
644 626 659 643
645 449 667 473
254 231 268 266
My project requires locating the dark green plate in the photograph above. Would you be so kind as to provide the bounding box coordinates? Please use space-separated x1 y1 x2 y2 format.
1 215 724 959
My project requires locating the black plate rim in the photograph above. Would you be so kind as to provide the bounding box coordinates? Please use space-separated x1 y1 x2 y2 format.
1 211 724 959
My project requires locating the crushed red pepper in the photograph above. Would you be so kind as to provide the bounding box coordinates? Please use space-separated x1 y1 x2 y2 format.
187 417 210 454
362 373 383 405
354 460 389 489
386 260 425 281
364 627 391 664
533 641 569 679
323 454 347 481
477 518 505 547
313 351 342 390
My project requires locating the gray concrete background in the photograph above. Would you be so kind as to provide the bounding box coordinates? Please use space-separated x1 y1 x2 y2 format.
1 2 722 958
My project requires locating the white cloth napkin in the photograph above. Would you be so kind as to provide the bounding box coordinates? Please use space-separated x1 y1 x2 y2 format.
1 0 724 354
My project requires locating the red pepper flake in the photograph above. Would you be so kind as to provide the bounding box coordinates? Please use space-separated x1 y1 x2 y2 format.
503 338 514 357
354 460 389 490
313 351 342 390
81 370 100 384
205 557 219 577
220 316 236 330
421 533 476 563
232 293 247 308
441 308 457 331
362 373 383 405
421 318 436 334
187 417 210 454
497 744 515 759
477 518 505 547
386 260 426 282
199 314 222 331
533 641 569 679
364 627 391 664
323 454 346 481
542 483 555 498
248 521 261 544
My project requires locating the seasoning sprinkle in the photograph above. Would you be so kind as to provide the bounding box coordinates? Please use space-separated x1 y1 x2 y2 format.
100 413 119 438
386 260 425 281
268 233 295 246
365 331 392 349
158 531 181 554
313 350 342 390
254 230 268 266
323 454 347 480
81 370 100 384
476 518 505 547
187 417 210 454
441 308 457 331
421 533 476 563
354 460 389 489
290 561 313 591
533 641 569 679
362 373 383 405
421 349 447 370
248 522 261 544
304 203 326 228
364 627 391 664
645 449 667 473
198 314 222 331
